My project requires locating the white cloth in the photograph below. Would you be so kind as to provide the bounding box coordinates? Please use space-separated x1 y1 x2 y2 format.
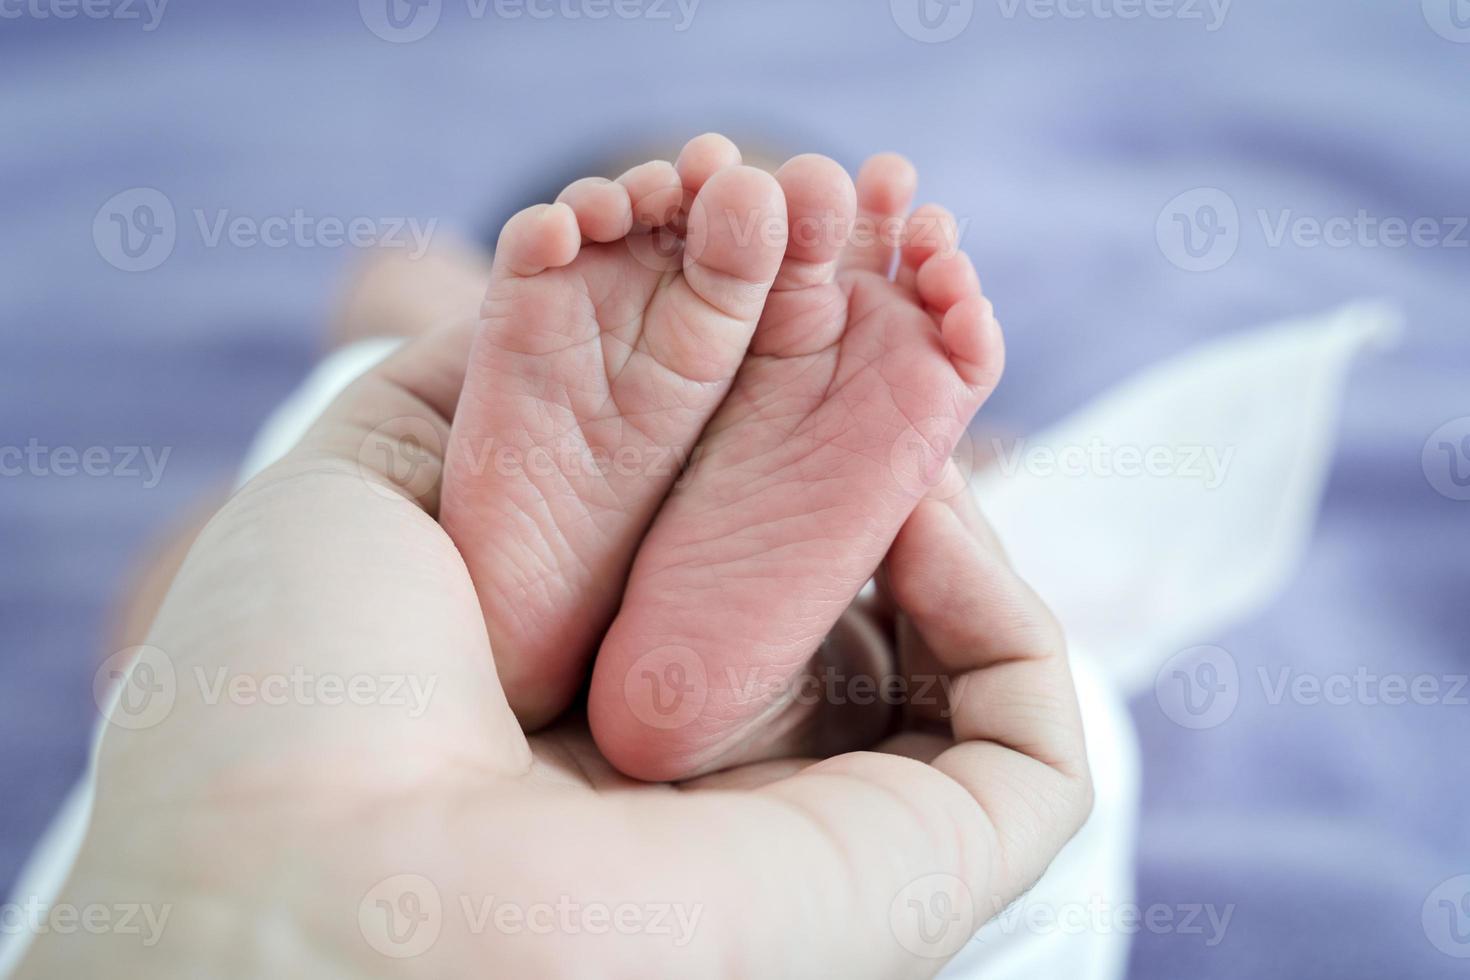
2 302 1397 978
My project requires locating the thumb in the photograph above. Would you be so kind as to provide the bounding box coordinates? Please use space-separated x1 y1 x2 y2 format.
288 319 476 515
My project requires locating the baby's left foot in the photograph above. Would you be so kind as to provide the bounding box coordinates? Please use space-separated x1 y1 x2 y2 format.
590 154 1004 780
440 135 788 728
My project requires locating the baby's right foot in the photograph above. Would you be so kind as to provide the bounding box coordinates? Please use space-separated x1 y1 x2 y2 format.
589 154 1004 780
441 134 788 727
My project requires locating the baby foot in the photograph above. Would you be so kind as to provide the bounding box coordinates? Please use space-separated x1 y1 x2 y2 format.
441 134 788 727
590 153 1004 780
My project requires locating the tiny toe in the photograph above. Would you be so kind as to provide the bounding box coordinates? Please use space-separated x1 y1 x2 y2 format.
898 204 960 289
941 294 1004 388
492 202 581 277
675 132 743 198
840 152 918 277
617 160 684 228
915 251 981 315
772 153 857 287
556 177 634 243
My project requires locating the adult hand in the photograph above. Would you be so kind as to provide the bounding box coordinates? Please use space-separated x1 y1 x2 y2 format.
17 321 1091 979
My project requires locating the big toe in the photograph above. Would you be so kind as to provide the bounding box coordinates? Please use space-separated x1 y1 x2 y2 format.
634 165 788 383
752 153 858 357
681 164 789 322
773 153 856 282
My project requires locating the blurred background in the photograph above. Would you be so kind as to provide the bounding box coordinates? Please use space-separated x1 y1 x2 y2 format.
1 0 1467 976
